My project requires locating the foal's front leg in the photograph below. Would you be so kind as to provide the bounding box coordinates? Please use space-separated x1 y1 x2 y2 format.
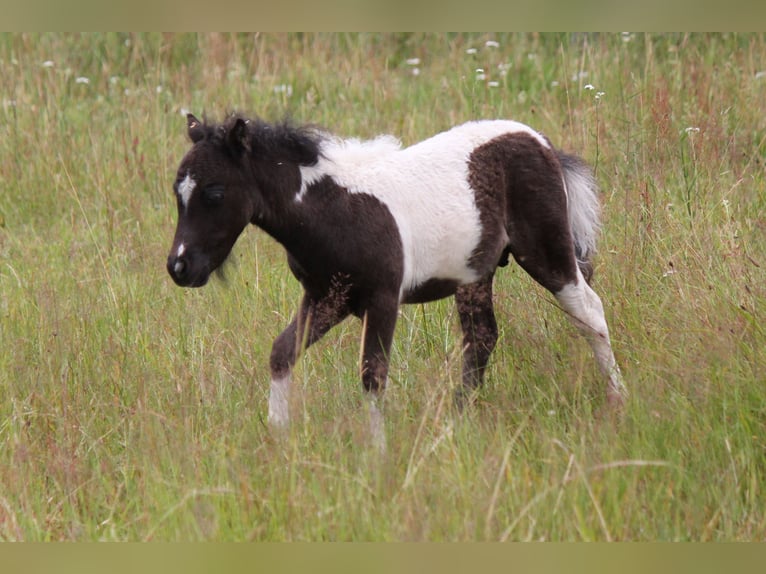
268 292 348 429
359 293 399 452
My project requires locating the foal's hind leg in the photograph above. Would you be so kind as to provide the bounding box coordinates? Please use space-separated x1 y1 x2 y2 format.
455 274 498 407
513 244 625 406
268 291 349 429
555 270 626 405
508 216 625 405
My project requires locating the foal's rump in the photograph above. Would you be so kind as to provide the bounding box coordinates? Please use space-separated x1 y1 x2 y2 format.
397 121 595 296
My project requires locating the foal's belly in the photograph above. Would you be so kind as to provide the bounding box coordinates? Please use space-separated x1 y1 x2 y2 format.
401 277 460 304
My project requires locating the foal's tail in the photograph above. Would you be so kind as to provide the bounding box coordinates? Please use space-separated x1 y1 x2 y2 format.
558 151 602 283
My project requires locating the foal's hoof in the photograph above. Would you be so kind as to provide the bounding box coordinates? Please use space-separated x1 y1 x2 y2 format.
453 386 479 411
606 388 626 409
366 396 388 455
267 413 290 440
595 386 627 422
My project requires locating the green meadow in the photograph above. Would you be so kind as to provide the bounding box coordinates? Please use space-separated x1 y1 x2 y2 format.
0 33 764 541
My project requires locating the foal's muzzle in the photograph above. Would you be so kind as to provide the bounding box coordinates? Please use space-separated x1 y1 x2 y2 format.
167 253 209 287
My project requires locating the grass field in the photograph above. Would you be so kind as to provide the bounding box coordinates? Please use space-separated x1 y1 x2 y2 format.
0 32 764 541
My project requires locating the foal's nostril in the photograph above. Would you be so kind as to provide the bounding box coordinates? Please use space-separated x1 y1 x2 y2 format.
167 256 187 281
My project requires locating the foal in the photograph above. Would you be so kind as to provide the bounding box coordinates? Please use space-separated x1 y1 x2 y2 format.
166 114 625 445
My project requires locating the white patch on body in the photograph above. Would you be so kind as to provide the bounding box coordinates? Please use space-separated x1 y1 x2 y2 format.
178 173 197 210
268 373 291 429
298 120 549 300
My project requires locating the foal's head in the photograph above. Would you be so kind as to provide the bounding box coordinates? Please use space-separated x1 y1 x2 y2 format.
166 114 256 287
166 113 323 287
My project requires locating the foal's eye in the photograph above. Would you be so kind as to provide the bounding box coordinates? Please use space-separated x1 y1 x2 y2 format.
202 186 225 206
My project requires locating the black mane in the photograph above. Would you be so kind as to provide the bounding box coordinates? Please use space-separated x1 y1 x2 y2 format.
198 114 323 167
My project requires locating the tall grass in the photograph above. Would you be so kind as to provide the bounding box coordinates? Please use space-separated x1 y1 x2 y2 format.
0 33 764 541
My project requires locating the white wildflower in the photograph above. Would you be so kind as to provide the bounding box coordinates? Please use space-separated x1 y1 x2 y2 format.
227 64 244 79
466 48 478 55
405 57 420 66
485 40 500 48
273 84 293 97
411 68 420 76
488 81 500 88
42 60 54 68
595 91 605 100
755 70 766 80
684 126 700 134
75 77 90 84
584 83 595 90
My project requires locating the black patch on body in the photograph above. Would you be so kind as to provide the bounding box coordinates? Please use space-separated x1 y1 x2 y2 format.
467 132 579 293
279 176 404 316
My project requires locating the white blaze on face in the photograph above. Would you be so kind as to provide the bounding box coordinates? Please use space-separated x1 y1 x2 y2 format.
178 173 197 210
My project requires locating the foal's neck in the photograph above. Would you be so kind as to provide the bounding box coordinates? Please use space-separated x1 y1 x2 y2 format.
248 157 307 242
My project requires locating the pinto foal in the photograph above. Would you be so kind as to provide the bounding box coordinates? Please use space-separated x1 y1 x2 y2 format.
167 114 625 446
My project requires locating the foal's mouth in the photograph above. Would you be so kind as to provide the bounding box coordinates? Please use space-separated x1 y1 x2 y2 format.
168 270 211 288
175 274 210 288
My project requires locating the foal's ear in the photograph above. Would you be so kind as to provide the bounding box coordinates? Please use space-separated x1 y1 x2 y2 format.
227 118 251 153
187 114 205 143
